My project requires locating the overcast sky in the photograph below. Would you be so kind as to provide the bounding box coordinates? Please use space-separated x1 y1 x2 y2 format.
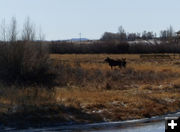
0 0 180 40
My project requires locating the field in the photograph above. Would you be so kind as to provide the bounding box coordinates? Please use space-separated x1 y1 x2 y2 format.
1 53 180 126
51 54 180 121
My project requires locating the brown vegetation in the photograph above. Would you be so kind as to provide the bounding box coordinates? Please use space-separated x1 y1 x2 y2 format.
0 42 55 86
51 54 180 121
1 53 180 127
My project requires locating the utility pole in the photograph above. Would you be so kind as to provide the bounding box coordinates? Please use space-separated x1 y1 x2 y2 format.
79 33 81 44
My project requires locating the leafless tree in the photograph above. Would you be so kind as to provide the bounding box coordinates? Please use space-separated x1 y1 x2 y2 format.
0 19 7 42
160 25 175 40
118 26 127 41
142 31 154 40
167 25 175 39
8 17 18 42
38 27 45 41
21 17 36 41
118 26 125 34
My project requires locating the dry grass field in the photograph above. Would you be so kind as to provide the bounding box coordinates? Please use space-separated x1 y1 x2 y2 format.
51 54 180 121
1 53 180 125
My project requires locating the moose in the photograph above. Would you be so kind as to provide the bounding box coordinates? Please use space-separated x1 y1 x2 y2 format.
104 57 126 69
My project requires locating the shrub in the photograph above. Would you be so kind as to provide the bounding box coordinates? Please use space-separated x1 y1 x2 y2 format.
0 41 56 86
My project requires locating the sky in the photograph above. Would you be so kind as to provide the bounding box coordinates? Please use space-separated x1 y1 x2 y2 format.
0 0 180 40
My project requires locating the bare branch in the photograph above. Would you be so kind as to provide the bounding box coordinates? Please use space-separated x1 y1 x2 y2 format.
21 17 36 41
0 19 7 42
8 17 18 42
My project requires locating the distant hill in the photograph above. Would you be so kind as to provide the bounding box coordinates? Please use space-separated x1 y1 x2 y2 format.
69 38 89 42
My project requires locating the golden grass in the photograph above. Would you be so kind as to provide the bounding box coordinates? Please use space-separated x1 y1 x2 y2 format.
50 53 180 120
50 53 180 72
55 86 180 120
0 86 55 113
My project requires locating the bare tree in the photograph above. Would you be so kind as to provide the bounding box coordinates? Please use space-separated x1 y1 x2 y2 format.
0 19 7 42
118 26 127 41
118 26 125 34
142 31 154 40
167 25 175 38
8 17 18 42
21 17 36 41
160 25 175 41
38 27 45 41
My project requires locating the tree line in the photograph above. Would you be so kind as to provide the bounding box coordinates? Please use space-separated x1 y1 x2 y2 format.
49 40 180 54
49 25 180 54
100 25 178 41
0 18 180 55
